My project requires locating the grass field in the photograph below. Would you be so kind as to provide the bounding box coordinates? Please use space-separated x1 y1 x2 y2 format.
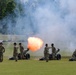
0 58 76 75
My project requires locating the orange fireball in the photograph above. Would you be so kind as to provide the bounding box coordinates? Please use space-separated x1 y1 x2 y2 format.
27 37 43 52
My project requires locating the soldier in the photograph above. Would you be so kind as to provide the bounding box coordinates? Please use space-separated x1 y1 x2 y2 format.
19 43 24 59
44 44 51 62
0 42 5 62
13 43 18 62
51 43 56 59
72 49 76 59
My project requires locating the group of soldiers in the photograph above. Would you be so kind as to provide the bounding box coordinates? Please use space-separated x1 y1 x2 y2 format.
0 42 29 62
0 42 59 62
44 43 59 62
13 42 29 62
0 42 76 62
44 43 76 62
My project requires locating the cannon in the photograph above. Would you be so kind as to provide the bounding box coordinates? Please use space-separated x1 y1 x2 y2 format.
39 49 61 60
49 49 61 60
9 49 30 60
69 50 76 61
18 53 30 60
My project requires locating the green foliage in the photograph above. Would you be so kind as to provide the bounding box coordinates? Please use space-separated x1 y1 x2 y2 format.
0 0 16 19
6 1 16 13
0 0 23 34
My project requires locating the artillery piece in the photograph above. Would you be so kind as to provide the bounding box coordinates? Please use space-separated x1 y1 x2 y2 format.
39 49 61 60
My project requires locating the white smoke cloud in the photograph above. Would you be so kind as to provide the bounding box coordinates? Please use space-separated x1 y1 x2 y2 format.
1 0 76 56
14 0 76 55
20 0 29 3
19 0 76 56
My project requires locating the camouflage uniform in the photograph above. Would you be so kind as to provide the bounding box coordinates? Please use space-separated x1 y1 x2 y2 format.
19 45 24 59
13 43 18 61
0 45 5 61
0 46 5 53
44 44 50 62
72 50 76 59
51 43 56 59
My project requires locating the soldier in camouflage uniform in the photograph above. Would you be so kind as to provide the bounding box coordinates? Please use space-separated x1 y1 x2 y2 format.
44 44 51 62
13 43 18 62
0 42 5 62
72 49 76 59
51 43 56 59
19 43 24 59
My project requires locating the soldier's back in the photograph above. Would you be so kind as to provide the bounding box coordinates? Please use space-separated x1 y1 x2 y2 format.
0 46 4 53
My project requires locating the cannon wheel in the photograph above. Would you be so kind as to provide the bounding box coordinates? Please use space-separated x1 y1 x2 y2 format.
56 54 61 60
25 53 30 59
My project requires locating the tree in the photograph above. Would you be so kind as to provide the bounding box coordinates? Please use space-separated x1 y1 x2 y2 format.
0 0 16 19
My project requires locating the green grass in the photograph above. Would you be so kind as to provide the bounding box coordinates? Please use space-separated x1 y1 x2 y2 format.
0 58 76 75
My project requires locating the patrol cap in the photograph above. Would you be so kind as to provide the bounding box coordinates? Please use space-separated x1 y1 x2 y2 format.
51 43 54 46
45 43 48 46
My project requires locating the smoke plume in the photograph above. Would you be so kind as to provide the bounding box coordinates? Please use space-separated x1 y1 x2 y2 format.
1 0 76 56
